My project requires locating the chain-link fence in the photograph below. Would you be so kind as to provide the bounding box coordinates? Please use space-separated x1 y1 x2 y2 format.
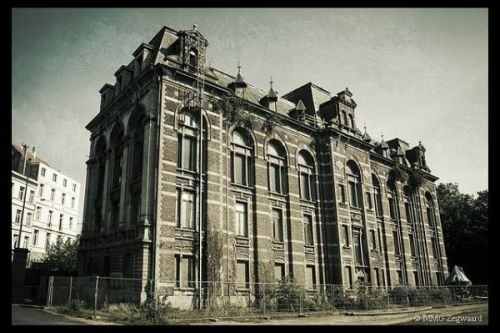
46 276 488 321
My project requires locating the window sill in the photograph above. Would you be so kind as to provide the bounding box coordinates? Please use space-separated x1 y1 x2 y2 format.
231 183 254 191
342 245 351 249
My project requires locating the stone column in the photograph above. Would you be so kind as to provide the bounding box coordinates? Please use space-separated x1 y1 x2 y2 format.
139 112 157 241
82 157 96 234
118 136 130 229
100 149 112 232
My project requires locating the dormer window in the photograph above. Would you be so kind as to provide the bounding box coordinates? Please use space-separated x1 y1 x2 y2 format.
349 114 354 129
341 110 347 126
269 100 276 112
189 49 198 70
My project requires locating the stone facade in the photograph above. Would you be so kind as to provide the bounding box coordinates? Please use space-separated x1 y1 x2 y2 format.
78 25 449 305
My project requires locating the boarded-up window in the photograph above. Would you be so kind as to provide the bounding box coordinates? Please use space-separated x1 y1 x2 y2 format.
274 263 285 281
176 256 194 288
236 260 249 289
306 265 316 289
272 208 284 242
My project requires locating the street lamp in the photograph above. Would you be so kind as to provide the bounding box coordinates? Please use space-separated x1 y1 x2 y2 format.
16 144 35 249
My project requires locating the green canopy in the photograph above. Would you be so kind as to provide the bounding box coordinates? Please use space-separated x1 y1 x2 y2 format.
445 265 472 286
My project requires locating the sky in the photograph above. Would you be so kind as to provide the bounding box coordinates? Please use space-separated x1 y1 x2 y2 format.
12 8 488 223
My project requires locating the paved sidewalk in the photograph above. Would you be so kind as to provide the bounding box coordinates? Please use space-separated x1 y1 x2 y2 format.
12 304 121 325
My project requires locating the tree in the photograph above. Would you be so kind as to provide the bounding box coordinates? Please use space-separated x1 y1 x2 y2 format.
42 237 79 276
437 183 488 284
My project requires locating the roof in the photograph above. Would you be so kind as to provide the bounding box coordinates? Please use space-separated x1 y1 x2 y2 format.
282 82 331 115
209 67 296 116
12 143 51 167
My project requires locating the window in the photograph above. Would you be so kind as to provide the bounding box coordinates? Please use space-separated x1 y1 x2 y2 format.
372 175 383 218
404 186 414 224
52 173 57 182
272 208 284 242
177 112 201 172
298 151 316 201
338 184 346 203
236 260 249 289
235 202 248 237
387 181 397 220
45 233 51 249
374 268 381 287
175 256 195 288
61 193 66 206
397 270 403 285
303 214 313 245
431 236 437 257
71 197 75 209
18 186 25 200
231 129 253 187
340 110 347 126
274 263 285 281
353 229 366 266
409 233 416 257
365 192 373 210
345 266 353 288
369 229 377 250
63 178 67 187
267 140 287 194
123 254 133 278
41 168 46 176
393 230 401 256
377 227 383 253
29 190 35 204
72 183 77 192
13 234 19 248
59 214 64 230
189 49 198 69
346 161 362 208
35 206 41 220
23 236 29 248
178 134 196 171
39 184 44 198
348 114 354 129
112 128 124 188
15 210 21 224
177 190 195 229
346 113 352 128
26 213 32 227
414 271 419 286
50 188 55 201
342 225 350 246
306 265 316 289
48 210 53 226
69 217 73 230
33 230 39 246
425 192 436 226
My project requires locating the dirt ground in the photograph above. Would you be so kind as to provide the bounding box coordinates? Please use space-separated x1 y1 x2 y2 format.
192 303 488 326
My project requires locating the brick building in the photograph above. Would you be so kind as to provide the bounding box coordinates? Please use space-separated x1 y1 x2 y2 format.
78 25 448 304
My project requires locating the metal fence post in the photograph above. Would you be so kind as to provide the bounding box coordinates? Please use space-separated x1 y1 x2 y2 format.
94 275 99 318
68 276 73 306
46 276 54 307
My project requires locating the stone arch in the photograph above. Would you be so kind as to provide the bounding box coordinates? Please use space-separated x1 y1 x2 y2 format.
174 105 212 140
263 133 290 162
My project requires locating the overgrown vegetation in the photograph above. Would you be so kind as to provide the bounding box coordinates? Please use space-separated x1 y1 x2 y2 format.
211 95 257 129
437 183 488 284
389 165 409 183
42 237 79 276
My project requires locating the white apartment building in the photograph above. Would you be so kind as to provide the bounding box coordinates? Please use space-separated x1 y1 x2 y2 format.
11 144 82 264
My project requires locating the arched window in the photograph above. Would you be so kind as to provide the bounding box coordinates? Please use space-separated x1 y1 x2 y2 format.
110 125 124 190
346 113 352 128
177 111 207 173
425 192 436 227
267 140 287 194
95 137 107 198
346 161 362 208
348 114 354 129
372 174 383 218
298 150 316 201
129 112 145 179
231 128 253 187
341 110 347 126
94 136 106 232
387 180 398 220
